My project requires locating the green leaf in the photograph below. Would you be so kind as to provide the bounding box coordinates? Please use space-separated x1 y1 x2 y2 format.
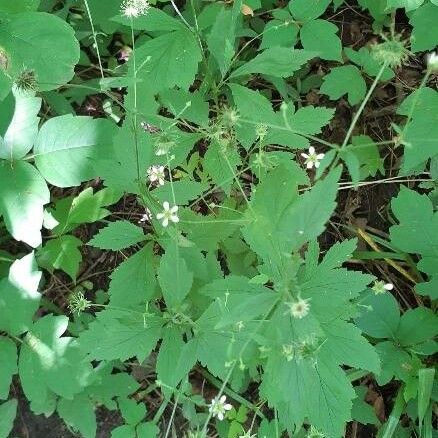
0 253 41 336
108 245 156 307
396 88 438 172
230 48 315 79
0 399 17 438
0 88 41 160
50 187 122 235
387 0 424 11
136 422 159 438
410 3 438 52
152 180 207 206
260 19 299 49
112 7 184 31
34 115 115 187
111 425 135 438
300 19 342 61
0 0 40 13
0 12 79 92
207 2 241 75
37 235 82 280
351 386 380 425
320 65 367 105
156 330 197 398
118 398 145 426
88 220 146 251
19 315 93 411
418 368 435 427
0 337 17 399
158 244 193 308
133 28 202 91
345 47 394 80
57 393 96 438
203 141 241 195
396 308 438 347
355 292 400 339
78 308 162 362
0 160 49 247
289 0 331 21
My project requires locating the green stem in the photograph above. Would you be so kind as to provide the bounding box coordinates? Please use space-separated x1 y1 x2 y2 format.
83 0 104 79
380 385 406 438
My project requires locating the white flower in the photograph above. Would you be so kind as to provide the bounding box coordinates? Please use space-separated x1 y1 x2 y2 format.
208 395 232 421
138 208 152 223
372 280 394 294
287 298 311 319
300 146 325 169
427 52 438 72
156 202 179 227
121 0 150 18
147 165 165 186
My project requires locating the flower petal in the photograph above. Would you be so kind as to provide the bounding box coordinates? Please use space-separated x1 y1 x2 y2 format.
162 217 169 227
316 153 325 160
170 205 178 213
308 146 315 155
156 213 164 220
314 161 320 168
306 161 313 169
163 201 170 210
301 153 309 159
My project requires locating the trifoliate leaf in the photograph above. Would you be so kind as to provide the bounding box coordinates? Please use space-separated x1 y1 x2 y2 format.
88 220 146 251
0 253 41 336
57 393 96 438
0 12 79 92
0 87 41 160
158 243 193 308
300 19 342 61
133 29 202 91
108 245 156 307
0 160 49 247
0 399 17 438
79 308 162 362
410 3 438 52
19 315 93 411
230 48 316 79
0 337 17 399
34 115 116 187
320 65 366 105
37 235 82 280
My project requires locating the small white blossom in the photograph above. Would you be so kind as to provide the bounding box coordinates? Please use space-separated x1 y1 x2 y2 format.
147 165 165 186
138 208 152 224
372 280 394 294
427 52 438 72
301 146 325 169
208 395 232 421
287 298 311 319
156 202 179 227
121 0 150 18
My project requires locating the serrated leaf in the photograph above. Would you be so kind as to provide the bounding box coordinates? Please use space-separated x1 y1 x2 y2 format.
152 180 207 206
0 12 79 93
133 29 202 91
0 88 41 160
0 399 17 438
0 160 49 247
396 308 438 347
89 220 146 250
230 48 315 79
410 3 438 52
37 235 82 280
158 244 193 308
320 65 366 105
79 308 162 362
57 393 96 438
345 47 394 80
112 7 184 31
0 338 17 399
260 19 299 49
118 398 145 426
387 0 424 11
0 253 41 336
34 115 115 187
108 245 156 307
300 19 342 61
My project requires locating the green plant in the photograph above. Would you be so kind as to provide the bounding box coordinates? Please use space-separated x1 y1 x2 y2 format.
0 0 437 437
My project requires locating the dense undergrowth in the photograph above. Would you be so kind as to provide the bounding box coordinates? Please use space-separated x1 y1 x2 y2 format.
0 0 437 437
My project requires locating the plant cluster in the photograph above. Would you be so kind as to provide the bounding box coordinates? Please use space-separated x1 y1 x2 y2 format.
0 0 437 437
